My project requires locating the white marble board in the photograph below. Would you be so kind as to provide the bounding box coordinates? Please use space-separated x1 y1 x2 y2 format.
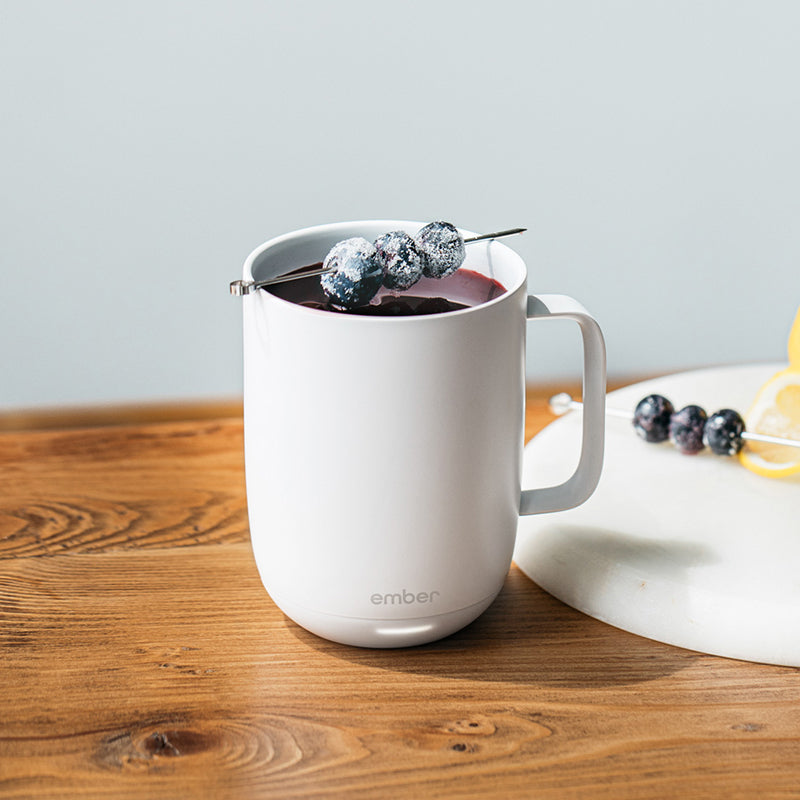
514 364 800 667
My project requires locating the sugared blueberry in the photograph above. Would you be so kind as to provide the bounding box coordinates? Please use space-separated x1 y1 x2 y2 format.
320 237 384 309
633 394 675 443
669 405 708 455
415 221 466 279
703 409 745 456
374 230 425 291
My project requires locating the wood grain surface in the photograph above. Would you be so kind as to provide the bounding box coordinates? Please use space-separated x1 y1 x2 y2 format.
2 388 799 799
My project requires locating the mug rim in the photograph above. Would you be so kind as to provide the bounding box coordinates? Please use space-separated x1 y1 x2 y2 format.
243 219 528 321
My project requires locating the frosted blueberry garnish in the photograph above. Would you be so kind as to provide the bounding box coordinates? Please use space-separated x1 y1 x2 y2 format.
320 237 384 309
703 409 745 456
632 394 674 443
669 405 708 455
559 390 798 466
374 230 425 291
415 221 466 279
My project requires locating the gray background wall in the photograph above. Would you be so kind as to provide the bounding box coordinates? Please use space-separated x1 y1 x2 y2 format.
2 0 799 409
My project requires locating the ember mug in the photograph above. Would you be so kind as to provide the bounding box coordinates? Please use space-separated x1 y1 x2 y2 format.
240 220 606 647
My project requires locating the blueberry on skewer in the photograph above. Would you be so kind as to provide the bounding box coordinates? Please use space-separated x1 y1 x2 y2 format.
633 394 675 443
551 393 800 460
374 230 425 291
319 237 385 309
669 405 708 455
415 221 467 279
704 409 746 455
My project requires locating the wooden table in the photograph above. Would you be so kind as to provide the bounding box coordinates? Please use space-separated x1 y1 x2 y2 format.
2 388 799 799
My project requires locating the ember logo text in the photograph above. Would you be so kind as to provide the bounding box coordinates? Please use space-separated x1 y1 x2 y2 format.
370 589 441 605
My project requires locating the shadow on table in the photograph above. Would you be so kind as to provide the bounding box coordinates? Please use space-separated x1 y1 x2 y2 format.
286 564 701 689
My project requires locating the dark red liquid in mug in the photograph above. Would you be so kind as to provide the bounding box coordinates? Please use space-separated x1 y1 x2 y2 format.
267 269 506 316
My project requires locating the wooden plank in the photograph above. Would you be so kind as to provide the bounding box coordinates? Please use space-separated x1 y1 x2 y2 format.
0 382 590 434
0 399 243 433
2 384 798 798
0 387 560 559
0 419 248 559
2 545 799 798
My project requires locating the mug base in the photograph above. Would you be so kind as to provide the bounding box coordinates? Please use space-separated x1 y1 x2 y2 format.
272 592 500 649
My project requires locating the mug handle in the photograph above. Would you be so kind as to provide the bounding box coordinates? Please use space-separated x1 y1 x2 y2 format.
520 294 607 516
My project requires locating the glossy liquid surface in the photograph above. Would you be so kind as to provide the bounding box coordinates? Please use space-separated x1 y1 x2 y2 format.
267 269 506 316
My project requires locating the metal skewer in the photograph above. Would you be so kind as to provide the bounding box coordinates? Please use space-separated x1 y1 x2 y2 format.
549 392 800 450
464 227 527 243
230 227 527 296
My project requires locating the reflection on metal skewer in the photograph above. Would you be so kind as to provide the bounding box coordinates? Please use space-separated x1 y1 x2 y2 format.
463 227 527 243
230 227 527 296
549 392 800 450
230 265 331 296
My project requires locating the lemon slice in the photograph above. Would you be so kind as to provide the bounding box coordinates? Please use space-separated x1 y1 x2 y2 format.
739 305 800 478
789 304 800 366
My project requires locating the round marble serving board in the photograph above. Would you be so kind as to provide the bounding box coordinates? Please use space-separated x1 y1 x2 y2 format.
514 363 800 667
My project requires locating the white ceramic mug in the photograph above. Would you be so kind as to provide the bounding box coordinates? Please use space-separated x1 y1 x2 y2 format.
239 220 606 648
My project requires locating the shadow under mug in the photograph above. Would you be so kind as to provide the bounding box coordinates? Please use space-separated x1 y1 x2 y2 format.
240 220 606 648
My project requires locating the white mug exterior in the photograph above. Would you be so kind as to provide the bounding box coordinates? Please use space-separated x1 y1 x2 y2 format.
241 221 605 648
